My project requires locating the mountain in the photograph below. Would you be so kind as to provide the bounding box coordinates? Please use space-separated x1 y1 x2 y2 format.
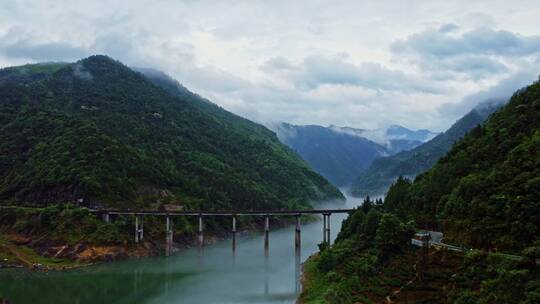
328 124 437 154
300 81 540 304
385 82 539 252
386 124 437 142
275 123 388 187
0 62 68 86
350 98 505 196
0 55 343 210
274 123 435 187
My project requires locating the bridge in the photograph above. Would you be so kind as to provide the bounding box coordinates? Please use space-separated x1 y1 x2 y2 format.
94 209 354 257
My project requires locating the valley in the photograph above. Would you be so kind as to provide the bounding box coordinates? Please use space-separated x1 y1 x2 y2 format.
1 3 540 302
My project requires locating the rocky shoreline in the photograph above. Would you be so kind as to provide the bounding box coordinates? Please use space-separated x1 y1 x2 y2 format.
0 228 257 271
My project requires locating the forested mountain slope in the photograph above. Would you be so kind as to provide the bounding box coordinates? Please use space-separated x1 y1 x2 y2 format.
385 82 539 252
0 55 342 210
275 123 388 186
300 81 540 304
351 99 504 196
275 123 434 187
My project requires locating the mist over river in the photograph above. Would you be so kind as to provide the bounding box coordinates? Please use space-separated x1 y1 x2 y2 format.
0 194 361 304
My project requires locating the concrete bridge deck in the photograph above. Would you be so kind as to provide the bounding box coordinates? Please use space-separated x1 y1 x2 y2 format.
93 208 355 216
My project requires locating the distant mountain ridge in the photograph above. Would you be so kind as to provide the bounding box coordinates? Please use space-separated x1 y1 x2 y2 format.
329 125 438 154
275 123 387 186
274 123 436 187
386 124 437 142
350 97 507 196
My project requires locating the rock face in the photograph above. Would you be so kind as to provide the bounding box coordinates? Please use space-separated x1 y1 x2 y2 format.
40 242 147 262
0 232 153 267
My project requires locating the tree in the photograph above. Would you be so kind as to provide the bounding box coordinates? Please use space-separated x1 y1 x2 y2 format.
375 213 414 255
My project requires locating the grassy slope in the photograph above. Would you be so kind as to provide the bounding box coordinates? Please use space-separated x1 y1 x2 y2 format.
0 235 81 269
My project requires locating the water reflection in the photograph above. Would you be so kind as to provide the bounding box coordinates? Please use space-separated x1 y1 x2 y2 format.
0 198 358 304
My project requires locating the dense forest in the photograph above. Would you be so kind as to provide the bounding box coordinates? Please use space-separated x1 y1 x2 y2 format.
300 197 540 303
350 99 504 197
0 55 342 210
384 81 539 253
300 80 540 303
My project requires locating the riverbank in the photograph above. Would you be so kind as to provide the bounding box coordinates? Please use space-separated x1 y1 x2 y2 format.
0 233 150 270
0 230 262 271
0 227 264 271
0 205 322 271
0 202 355 304
298 246 465 303
0 205 149 270
298 193 540 303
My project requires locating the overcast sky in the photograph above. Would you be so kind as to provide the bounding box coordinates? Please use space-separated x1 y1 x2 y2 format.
1 0 540 131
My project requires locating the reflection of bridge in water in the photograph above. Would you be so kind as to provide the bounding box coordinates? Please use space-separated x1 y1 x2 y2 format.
95 208 355 295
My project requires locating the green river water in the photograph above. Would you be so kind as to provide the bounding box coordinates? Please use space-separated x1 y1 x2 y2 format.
0 199 356 304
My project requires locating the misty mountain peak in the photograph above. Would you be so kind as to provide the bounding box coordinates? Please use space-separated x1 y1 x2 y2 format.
473 97 508 118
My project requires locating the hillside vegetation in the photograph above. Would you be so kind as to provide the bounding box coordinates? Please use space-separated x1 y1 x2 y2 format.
275 123 434 187
300 80 540 303
351 99 503 196
384 82 540 253
276 123 388 186
0 55 342 211
300 200 540 303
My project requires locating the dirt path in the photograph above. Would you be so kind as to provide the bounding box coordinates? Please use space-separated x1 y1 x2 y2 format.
1 239 33 267
385 263 419 303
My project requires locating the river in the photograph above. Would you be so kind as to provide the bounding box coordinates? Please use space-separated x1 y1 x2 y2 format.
0 196 360 304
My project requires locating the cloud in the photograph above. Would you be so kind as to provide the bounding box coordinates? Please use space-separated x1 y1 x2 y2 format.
0 0 540 133
393 27 540 58
72 62 93 80
178 65 251 93
0 28 89 61
263 55 442 94
261 56 294 72
437 68 540 117
391 27 540 80
425 54 508 80
438 23 459 33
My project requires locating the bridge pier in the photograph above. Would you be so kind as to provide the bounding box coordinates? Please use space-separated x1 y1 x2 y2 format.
264 215 270 296
140 216 144 241
295 214 302 293
135 216 139 243
232 215 237 254
102 212 110 224
91 208 352 259
295 214 301 252
165 216 173 256
264 215 270 258
134 215 144 243
322 213 331 245
198 214 204 250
